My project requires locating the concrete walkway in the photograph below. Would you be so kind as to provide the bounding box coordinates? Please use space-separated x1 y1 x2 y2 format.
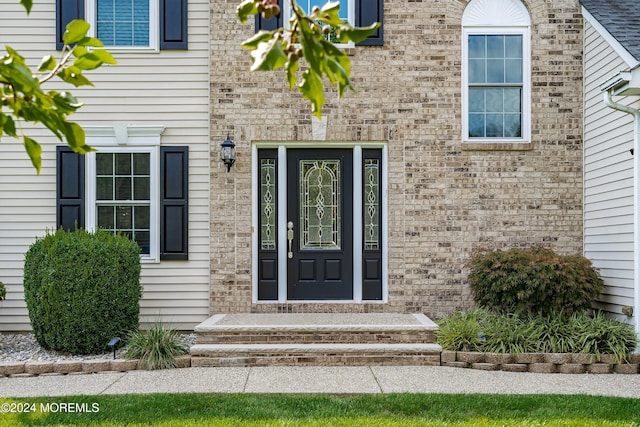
2 365 640 398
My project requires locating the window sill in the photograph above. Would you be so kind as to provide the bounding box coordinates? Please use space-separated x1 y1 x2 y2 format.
462 141 533 151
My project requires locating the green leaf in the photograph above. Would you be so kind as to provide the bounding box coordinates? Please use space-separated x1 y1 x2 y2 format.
72 46 90 58
57 67 94 87
327 58 352 97
91 49 117 64
237 0 259 24
20 0 33 14
298 18 324 76
74 53 104 71
314 2 345 27
52 91 83 114
250 39 287 72
61 121 91 153
299 69 324 118
241 31 275 50
63 20 91 46
37 55 56 72
76 37 104 48
337 22 380 44
24 136 42 174
0 114 17 138
285 57 299 89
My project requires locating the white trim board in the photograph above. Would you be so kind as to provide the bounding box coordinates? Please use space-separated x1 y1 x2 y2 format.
251 141 389 304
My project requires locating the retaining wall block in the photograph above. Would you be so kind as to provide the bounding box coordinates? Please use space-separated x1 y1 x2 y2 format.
0 362 25 376
440 351 456 364
53 361 82 374
514 353 545 364
571 354 597 364
587 363 612 374
528 363 557 373
472 362 500 371
24 362 53 375
111 359 139 372
543 353 572 364
484 353 514 364
613 364 639 374
456 352 485 363
558 363 586 374
501 364 529 372
82 359 111 373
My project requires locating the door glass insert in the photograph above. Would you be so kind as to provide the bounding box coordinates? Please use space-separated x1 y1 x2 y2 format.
364 158 379 250
300 159 341 250
260 158 277 250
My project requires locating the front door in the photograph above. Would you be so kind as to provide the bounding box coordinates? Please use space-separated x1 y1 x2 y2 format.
286 149 353 299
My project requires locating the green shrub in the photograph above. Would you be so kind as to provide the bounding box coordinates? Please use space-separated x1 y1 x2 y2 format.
124 321 188 369
467 247 604 316
436 309 484 352
437 309 638 361
23 228 141 354
0 281 5 301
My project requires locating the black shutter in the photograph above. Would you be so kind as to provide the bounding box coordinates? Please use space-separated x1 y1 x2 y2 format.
255 0 283 32
356 0 383 46
56 146 85 231
160 146 189 260
56 0 84 50
160 0 188 50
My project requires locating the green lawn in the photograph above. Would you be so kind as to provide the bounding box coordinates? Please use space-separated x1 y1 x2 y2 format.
1 394 639 426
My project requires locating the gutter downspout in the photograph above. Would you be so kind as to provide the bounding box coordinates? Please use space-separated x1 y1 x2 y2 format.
604 91 640 339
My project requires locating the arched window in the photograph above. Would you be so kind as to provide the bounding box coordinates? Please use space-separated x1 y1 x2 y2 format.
462 0 531 143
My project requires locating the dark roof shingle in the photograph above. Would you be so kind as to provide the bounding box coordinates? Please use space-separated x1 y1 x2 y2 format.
580 0 640 63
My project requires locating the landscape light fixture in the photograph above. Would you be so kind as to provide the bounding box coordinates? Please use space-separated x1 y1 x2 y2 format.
108 337 121 360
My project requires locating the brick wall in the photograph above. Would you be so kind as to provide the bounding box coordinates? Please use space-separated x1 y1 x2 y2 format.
209 0 584 317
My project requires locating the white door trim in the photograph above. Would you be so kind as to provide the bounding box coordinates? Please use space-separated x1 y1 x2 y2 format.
252 141 388 304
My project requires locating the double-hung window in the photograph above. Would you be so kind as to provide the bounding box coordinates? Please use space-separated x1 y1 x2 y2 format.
56 129 189 262
92 148 158 258
95 0 155 48
87 0 158 49
462 0 531 144
255 0 383 46
56 0 188 50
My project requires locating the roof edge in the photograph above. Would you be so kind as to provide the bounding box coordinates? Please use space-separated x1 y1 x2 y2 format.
581 5 640 69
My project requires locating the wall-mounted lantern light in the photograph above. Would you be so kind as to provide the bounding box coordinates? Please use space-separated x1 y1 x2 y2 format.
220 135 236 172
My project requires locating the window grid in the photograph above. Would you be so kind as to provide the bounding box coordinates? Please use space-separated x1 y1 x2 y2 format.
96 152 151 254
466 33 526 140
96 0 150 47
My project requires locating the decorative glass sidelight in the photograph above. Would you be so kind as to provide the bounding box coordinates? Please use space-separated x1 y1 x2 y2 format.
364 158 380 250
300 160 341 250
260 159 277 250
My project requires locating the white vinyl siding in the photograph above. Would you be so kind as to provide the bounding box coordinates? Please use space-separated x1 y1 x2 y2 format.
0 0 210 330
583 20 638 322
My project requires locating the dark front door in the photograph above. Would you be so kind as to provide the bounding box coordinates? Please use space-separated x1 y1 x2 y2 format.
287 149 353 300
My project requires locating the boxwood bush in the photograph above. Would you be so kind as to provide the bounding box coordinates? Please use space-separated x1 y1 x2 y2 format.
467 247 604 316
24 228 142 354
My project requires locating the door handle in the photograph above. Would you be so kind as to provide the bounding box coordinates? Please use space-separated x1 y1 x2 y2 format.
287 221 294 259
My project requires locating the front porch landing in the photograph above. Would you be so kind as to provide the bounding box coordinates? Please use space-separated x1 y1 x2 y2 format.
190 313 442 367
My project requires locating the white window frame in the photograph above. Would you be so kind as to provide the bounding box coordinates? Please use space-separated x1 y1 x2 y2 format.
85 124 164 263
282 0 355 48
86 0 159 52
461 0 531 144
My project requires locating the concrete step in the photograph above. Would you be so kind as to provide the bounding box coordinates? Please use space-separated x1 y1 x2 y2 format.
190 343 442 367
191 313 441 366
194 313 438 345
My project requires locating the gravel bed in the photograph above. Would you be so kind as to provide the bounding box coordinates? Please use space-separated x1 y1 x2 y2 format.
0 332 196 363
